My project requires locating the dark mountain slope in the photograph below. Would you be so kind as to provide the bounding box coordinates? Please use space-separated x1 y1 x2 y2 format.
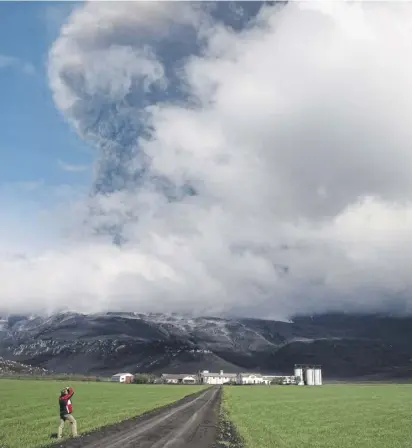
1 312 412 378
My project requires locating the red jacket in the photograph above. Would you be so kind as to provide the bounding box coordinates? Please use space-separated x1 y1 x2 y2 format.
59 387 74 417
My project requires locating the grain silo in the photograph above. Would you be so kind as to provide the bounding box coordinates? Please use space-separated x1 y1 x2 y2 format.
305 367 315 386
314 367 322 385
294 365 304 385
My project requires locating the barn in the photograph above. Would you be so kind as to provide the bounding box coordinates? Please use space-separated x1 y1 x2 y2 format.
111 372 134 383
161 374 197 384
199 370 237 385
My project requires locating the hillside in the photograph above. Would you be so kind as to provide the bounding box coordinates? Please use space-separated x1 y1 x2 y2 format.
0 356 49 376
1 312 412 378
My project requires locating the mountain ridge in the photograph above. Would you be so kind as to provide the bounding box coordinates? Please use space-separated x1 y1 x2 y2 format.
1 311 412 379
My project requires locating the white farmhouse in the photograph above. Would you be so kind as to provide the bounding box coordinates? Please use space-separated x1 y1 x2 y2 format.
161 374 197 384
261 375 279 385
262 375 297 385
199 370 237 385
110 372 134 383
236 373 265 385
281 376 296 384
236 373 297 385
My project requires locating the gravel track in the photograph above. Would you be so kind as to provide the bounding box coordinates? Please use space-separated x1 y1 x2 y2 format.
54 386 221 448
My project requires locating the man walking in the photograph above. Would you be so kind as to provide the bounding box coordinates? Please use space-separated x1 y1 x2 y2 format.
58 386 78 439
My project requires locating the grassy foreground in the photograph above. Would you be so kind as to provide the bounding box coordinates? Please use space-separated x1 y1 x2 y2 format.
223 384 412 448
0 379 204 448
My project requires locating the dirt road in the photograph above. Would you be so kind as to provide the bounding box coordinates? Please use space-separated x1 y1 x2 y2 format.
56 386 221 448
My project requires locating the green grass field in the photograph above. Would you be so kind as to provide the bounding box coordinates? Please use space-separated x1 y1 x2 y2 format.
223 384 412 448
0 379 204 448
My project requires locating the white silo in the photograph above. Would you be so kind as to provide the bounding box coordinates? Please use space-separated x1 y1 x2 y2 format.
314 368 322 385
305 367 315 386
316 368 323 385
294 366 304 385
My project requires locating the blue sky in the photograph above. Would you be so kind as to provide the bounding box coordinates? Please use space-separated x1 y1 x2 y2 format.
0 2 92 212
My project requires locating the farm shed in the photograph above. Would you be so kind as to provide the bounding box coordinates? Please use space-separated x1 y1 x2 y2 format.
199 370 237 385
236 373 265 385
236 373 297 385
111 372 134 383
161 374 197 384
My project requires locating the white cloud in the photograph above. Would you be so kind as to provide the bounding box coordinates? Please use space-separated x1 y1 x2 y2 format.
3 1 412 318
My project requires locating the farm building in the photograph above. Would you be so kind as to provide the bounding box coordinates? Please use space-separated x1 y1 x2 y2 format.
236 373 265 385
235 373 295 385
294 364 323 386
261 375 282 385
161 374 197 384
277 376 297 385
199 370 237 385
158 365 323 386
110 372 134 383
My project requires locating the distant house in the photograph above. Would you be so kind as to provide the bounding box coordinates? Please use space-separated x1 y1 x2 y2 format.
237 373 296 385
280 376 296 385
161 374 197 384
111 372 134 383
199 370 237 385
236 373 265 385
261 375 279 385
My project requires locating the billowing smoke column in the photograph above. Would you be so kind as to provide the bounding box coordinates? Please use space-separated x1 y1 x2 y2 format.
48 2 261 196
47 2 264 244
49 3 197 194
